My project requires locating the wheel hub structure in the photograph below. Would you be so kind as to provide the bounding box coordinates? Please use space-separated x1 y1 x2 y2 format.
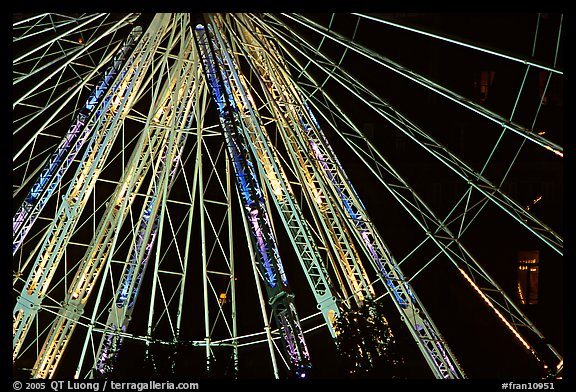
12 13 563 380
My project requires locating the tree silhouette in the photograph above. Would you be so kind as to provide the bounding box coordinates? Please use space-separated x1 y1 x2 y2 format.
334 299 404 378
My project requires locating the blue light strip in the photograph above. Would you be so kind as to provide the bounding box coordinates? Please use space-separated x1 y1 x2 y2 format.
299 103 414 308
117 130 187 310
196 22 313 377
13 27 142 255
96 95 190 375
195 24 284 290
294 92 462 377
95 323 126 375
277 302 311 377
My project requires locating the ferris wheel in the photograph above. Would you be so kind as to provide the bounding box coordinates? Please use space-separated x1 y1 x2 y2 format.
12 13 564 380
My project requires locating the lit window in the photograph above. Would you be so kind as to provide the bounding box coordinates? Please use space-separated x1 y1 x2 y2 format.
517 250 539 305
475 70 495 103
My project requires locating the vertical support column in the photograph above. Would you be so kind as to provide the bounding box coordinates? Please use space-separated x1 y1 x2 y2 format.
194 22 311 378
230 15 464 379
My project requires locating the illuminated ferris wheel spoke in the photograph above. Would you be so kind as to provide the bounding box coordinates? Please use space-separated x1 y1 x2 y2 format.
13 13 172 368
208 14 342 337
254 13 563 374
352 13 563 76
13 14 140 110
444 13 563 241
31 120 171 379
13 14 141 175
235 14 464 379
194 22 312 377
91 33 199 377
224 14 375 309
283 13 563 158
262 19 562 256
13 25 143 256
87 78 196 379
